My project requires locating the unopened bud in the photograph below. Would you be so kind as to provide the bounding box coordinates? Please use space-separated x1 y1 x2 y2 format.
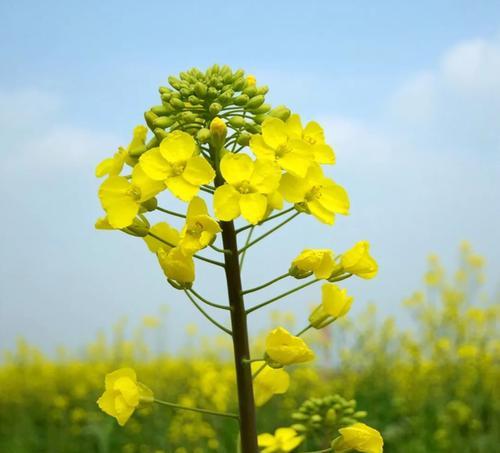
144 111 158 129
246 95 265 110
170 98 185 110
246 75 256 86
210 117 227 149
237 132 251 146
141 198 158 212
269 105 291 121
194 82 207 98
209 102 222 115
243 85 257 97
229 116 246 128
197 128 211 144
153 116 175 129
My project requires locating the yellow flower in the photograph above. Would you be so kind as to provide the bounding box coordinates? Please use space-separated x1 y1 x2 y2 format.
250 116 312 178
139 130 215 201
142 222 195 285
157 246 195 285
98 165 164 228
96 368 153 426
265 327 315 366
258 427 304 453
297 115 335 165
180 197 221 253
279 163 349 225
246 75 257 86
341 241 378 279
252 361 290 407
290 249 336 279
214 153 281 225
309 283 353 328
95 125 148 177
334 423 383 453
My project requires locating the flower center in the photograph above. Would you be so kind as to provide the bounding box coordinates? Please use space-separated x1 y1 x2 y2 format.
127 185 142 201
187 221 204 238
304 135 316 145
305 185 322 202
237 180 254 194
172 162 186 176
276 143 291 158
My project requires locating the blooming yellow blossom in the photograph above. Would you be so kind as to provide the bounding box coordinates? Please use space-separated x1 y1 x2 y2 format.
180 197 221 253
214 153 281 224
265 327 314 366
97 368 153 426
95 125 148 177
252 361 290 407
98 165 164 228
309 283 353 328
279 164 349 225
157 246 195 285
140 130 215 201
299 116 335 165
290 249 336 279
250 116 312 178
334 423 383 453
258 427 304 453
341 241 378 279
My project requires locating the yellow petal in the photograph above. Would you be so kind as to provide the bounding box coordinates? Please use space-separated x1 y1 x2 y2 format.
182 156 215 185
278 152 310 178
105 368 137 391
97 390 117 417
167 176 199 201
240 193 267 225
262 117 287 148
285 114 303 139
308 199 335 225
143 222 179 252
279 173 307 203
114 395 135 426
220 153 254 185
132 164 165 201
113 377 139 407
249 159 281 194
140 147 172 180
157 246 195 284
313 143 335 164
249 134 275 160
214 184 241 221
303 121 325 144
187 196 208 219
95 157 115 178
159 130 197 163
257 433 276 447
319 183 350 215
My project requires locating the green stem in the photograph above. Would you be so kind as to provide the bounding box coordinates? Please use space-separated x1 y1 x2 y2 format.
303 449 333 453
239 226 255 270
209 243 232 254
246 278 320 315
241 272 289 295
238 212 300 255
156 207 186 219
188 288 231 310
147 232 225 268
236 207 295 234
296 324 313 337
154 398 239 420
200 186 215 194
183 290 232 335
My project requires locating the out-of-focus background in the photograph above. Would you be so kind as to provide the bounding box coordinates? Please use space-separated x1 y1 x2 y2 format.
0 1 499 452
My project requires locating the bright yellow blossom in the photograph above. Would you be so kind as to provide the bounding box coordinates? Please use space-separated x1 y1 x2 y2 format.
143 222 180 252
140 130 215 201
95 125 147 177
252 361 290 407
258 427 304 453
334 423 383 453
309 283 353 328
157 246 195 285
250 116 312 178
290 249 336 279
180 197 221 253
279 164 349 225
341 241 378 279
265 327 315 366
214 153 281 224
98 165 164 228
97 368 153 426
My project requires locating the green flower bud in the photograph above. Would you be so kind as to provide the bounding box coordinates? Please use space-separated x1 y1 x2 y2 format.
339 417 358 426
194 82 207 98
269 105 291 121
246 95 265 110
244 122 261 134
152 104 173 116
243 85 257 97
218 89 234 105
159 86 171 94
353 411 367 419
253 114 267 124
179 111 197 123
128 144 147 158
188 95 201 105
207 87 218 99
161 93 172 102
209 102 222 115
168 76 182 90
228 116 246 128
291 413 309 421
180 87 192 97
141 197 158 212
153 128 169 141
254 103 271 114
144 111 158 129
153 116 175 129
290 424 307 433
145 136 159 150
257 85 269 95
232 77 245 91
234 94 249 106
197 128 211 144
237 132 251 146
170 98 185 110
325 408 337 425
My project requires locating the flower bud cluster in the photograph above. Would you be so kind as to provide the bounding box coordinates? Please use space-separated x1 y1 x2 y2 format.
291 394 367 437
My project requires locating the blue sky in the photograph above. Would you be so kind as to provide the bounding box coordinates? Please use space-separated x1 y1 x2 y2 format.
1 1 499 352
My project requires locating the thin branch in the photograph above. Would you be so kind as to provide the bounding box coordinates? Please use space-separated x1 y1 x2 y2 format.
188 288 231 310
238 212 300 255
154 398 239 420
239 226 255 270
246 278 320 315
296 324 313 337
241 272 289 295
147 232 225 268
156 207 186 219
236 207 295 234
183 290 232 335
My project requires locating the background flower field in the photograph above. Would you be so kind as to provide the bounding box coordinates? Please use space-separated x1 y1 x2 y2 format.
2 244 498 453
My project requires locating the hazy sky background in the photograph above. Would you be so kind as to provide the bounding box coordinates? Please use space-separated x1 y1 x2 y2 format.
1 1 499 353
